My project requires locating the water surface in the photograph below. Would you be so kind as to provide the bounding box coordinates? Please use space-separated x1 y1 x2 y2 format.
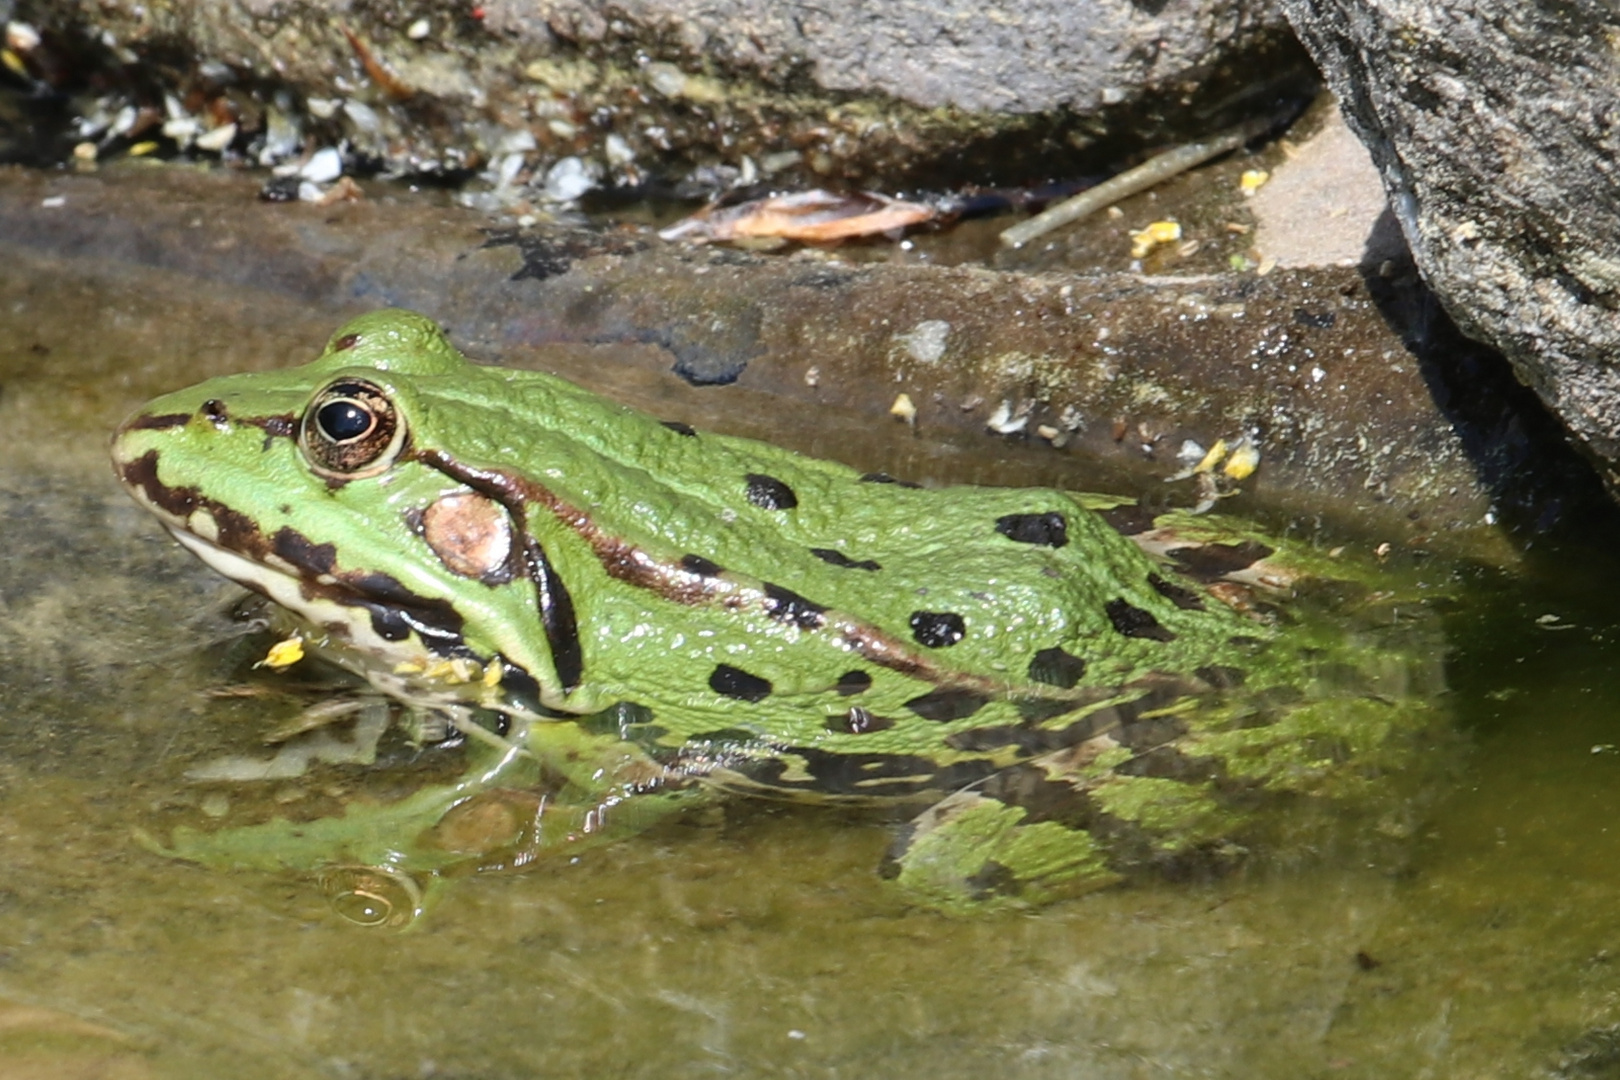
3 284 1620 1079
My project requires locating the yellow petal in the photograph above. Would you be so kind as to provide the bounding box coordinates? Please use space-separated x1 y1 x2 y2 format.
1223 443 1261 480
1129 220 1181 258
1193 438 1228 474
258 636 306 670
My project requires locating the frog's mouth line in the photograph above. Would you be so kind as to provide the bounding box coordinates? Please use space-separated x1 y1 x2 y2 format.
117 452 471 673
164 523 469 660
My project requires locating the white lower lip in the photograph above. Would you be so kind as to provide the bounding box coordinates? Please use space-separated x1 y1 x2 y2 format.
166 526 431 674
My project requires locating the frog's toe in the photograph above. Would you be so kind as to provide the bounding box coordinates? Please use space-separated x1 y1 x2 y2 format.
881 789 1123 914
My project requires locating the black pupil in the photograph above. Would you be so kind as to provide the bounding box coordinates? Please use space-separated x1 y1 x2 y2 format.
318 400 373 442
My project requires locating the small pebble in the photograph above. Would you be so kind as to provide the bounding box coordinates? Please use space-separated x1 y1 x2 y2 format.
195 122 237 152
300 146 344 182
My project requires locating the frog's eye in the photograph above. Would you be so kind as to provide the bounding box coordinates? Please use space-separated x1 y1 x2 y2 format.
300 378 407 479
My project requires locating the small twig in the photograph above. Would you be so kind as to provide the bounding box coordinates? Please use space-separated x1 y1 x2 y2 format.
339 22 414 101
999 116 1273 248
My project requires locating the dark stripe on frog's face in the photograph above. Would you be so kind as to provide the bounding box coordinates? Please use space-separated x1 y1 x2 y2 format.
119 412 194 432
114 448 472 652
523 536 583 692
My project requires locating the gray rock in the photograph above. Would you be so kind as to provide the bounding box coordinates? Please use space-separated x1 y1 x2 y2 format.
14 0 1308 186
1279 0 1620 496
510 0 1291 115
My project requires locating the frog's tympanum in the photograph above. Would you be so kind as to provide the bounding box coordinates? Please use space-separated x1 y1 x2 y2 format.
112 309 1444 923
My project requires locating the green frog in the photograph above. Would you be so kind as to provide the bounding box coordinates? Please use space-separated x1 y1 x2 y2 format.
111 308 1444 923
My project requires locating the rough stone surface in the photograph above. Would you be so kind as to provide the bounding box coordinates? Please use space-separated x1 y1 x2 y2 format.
1279 0 1620 496
11 0 1309 186
508 0 1290 115
1250 106 1402 269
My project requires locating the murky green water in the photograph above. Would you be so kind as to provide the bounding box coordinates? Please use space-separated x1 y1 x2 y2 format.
6 289 1620 1079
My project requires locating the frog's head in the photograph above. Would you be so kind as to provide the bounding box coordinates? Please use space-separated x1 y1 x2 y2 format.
111 309 572 712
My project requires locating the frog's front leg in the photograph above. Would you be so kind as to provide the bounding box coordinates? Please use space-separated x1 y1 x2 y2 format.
435 712 708 867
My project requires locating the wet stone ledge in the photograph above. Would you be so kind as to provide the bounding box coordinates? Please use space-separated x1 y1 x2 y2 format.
0 162 1599 562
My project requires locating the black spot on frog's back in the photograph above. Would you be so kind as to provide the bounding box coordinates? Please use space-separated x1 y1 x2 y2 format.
680 554 723 577
1099 503 1158 537
1027 646 1086 688
825 706 893 735
903 688 989 722
835 670 873 695
995 512 1069 548
1149 573 1205 611
710 663 772 702
809 548 881 572
909 610 966 648
1195 665 1246 690
744 473 798 510
1105 598 1176 641
1168 540 1275 580
762 583 827 630
859 472 923 489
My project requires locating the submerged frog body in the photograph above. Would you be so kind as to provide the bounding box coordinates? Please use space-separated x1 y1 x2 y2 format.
111 309 1444 919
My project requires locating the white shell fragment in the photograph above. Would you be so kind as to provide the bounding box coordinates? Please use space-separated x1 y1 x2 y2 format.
195 122 237 152
542 156 601 203
300 147 344 183
985 400 1029 435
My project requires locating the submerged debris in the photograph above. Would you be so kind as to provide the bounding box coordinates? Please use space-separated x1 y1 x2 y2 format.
1166 435 1263 513
1000 116 1274 248
659 190 937 244
1129 220 1182 259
